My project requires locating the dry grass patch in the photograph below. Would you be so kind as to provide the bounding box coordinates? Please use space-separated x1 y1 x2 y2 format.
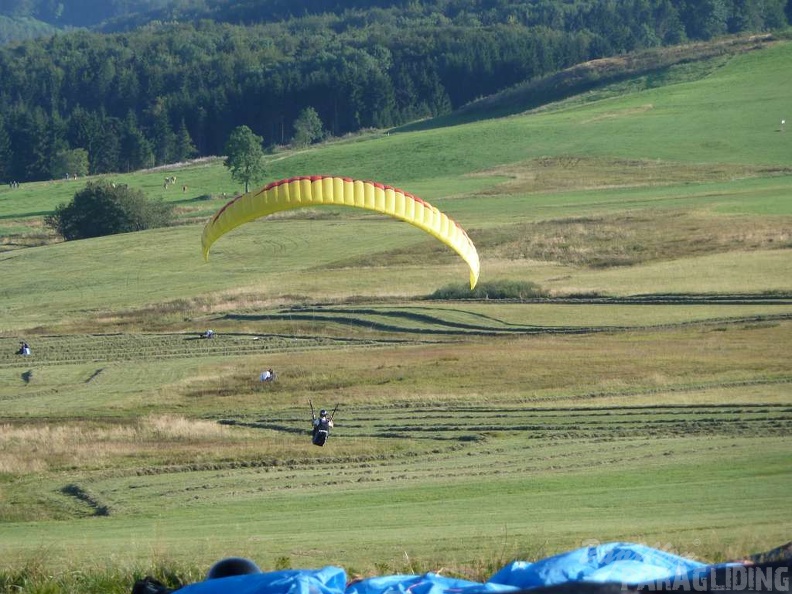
80 290 320 334
0 218 59 252
582 104 655 123
0 415 257 474
473 157 792 195
65 292 285 334
478 210 791 267
171 321 791 408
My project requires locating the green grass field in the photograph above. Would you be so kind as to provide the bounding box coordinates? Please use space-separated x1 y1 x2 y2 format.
0 36 790 593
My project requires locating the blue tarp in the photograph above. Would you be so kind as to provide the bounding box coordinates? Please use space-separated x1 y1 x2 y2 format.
177 566 347 594
173 542 729 594
486 542 707 589
347 573 515 594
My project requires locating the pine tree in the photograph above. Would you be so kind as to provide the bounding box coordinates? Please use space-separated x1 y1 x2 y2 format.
0 115 11 182
174 119 198 162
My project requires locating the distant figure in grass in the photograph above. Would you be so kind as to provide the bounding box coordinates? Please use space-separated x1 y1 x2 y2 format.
200 329 215 339
259 368 275 382
17 342 31 356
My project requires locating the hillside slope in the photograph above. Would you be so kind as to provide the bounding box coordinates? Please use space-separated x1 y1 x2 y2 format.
0 39 790 331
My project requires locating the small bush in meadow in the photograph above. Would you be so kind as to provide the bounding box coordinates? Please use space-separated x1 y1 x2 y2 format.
45 180 174 241
429 280 546 300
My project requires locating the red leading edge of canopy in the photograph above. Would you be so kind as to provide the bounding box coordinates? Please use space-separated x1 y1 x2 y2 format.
211 175 468 233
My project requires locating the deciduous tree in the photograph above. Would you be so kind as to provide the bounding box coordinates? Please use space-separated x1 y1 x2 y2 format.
50 148 89 179
292 107 325 148
223 125 266 193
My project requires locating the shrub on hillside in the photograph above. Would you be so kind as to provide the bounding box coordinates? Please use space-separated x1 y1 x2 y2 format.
430 280 546 300
45 181 174 241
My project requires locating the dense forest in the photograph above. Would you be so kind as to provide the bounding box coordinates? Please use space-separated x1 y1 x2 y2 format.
0 0 170 29
0 0 790 183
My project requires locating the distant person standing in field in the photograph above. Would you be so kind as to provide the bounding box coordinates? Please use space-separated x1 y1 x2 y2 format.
17 342 31 356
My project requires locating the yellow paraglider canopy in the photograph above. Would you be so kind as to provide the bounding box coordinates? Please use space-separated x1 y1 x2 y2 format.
201 175 480 289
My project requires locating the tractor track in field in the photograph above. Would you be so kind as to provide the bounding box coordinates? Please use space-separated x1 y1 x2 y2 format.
247 402 790 486
72 403 791 504
57 400 792 482
48 400 791 514
225 310 792 337
0 332 425 369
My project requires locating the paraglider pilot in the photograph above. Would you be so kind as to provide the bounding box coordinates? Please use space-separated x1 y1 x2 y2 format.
310 402 336 447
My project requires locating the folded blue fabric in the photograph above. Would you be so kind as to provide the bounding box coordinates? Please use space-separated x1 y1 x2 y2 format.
487 542 706 589
348 572 517 594
177 565 347 594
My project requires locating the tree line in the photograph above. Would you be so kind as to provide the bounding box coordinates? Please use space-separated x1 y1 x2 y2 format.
0 0 789 183
43 124 266 242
